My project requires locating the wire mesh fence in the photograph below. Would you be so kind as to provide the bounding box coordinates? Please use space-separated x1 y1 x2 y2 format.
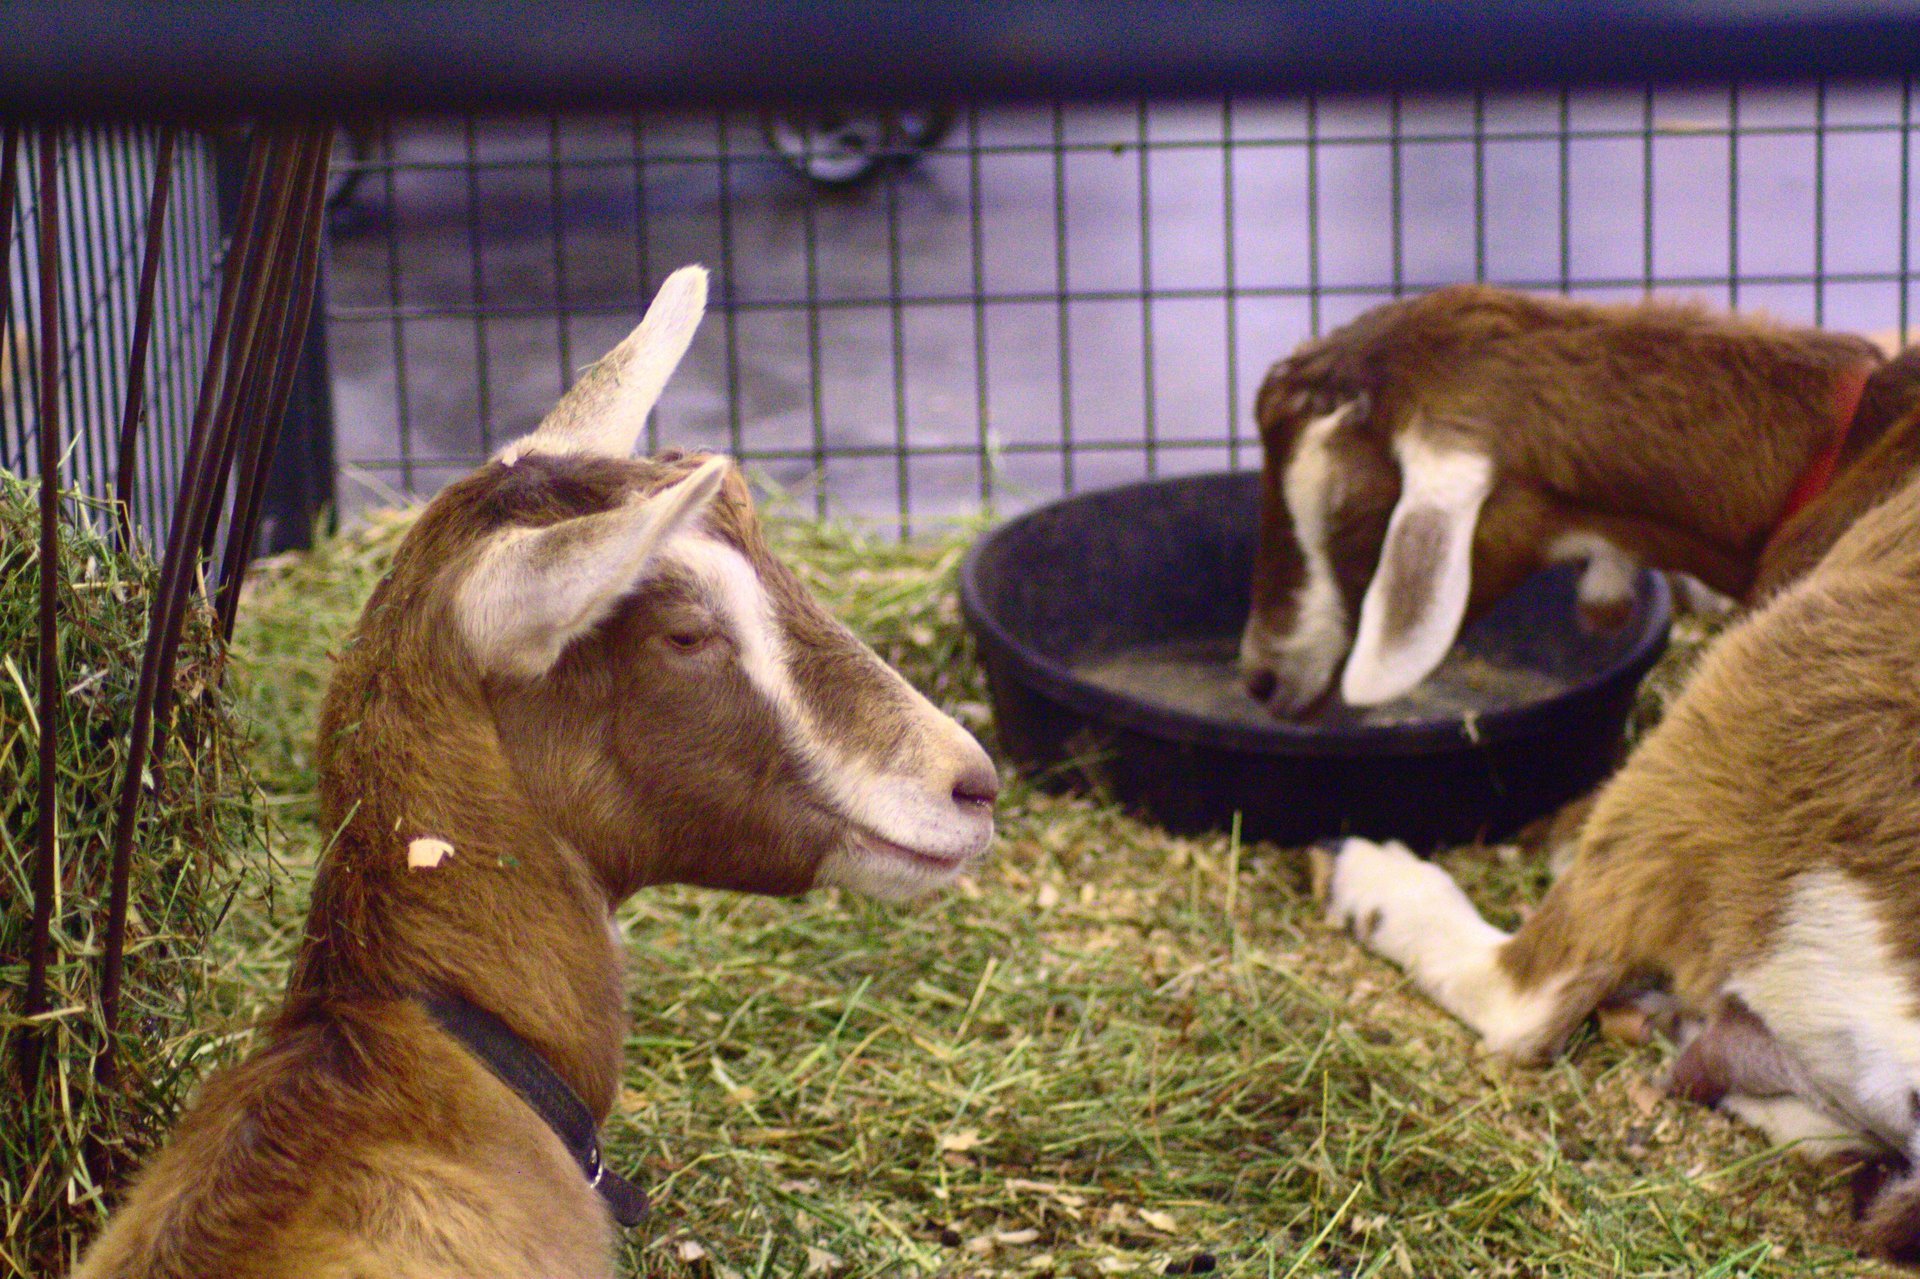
322 82 1920 533
1 127 225 548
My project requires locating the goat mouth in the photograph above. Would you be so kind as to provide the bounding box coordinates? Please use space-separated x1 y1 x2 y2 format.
849 827 972 871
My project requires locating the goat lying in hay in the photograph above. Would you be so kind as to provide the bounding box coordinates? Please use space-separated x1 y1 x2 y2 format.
71 267 999 1279
1237 284 1920 716
1319 458 1920 1263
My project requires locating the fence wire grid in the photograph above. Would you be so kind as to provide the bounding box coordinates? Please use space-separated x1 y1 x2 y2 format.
324 83 1920 533
2 128 224 548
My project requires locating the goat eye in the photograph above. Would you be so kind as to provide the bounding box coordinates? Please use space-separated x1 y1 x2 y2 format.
663 627 718 653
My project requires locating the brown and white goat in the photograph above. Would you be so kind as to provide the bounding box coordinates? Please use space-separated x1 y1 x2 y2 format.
1239 284 1899 714
71 267 999 1279
1320 460 1920 1261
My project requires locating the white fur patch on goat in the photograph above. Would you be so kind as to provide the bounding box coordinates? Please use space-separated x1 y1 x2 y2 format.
666 534 990 894
1727 869 1920 1151
1325 836 1568 1058
1720 1093 1881 1159
1341 431 1494 706
408 837 455 870
1547 531 1639 613
1242 405 1356 708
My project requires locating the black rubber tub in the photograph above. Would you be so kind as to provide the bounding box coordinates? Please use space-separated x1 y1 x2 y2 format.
959 471 1671 849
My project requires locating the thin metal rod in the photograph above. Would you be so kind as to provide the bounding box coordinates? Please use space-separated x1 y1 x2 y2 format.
378 118 414 494
219 126 334 640
966 105 992 508
1813 81 1827 326
94 128 275 1079
464 117 495 452
1052 102 1072 492
1728 83 1742 308
1137 99 1158 478
21 128 63 1095
1903 78 1913 344
1220 97 1241 469
798 118 827 518
112 125 178 549
194 134 306 568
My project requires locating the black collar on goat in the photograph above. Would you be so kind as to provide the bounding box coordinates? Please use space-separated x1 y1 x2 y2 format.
419 992 651 1227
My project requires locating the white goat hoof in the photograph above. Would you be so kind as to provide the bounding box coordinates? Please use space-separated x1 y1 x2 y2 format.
1323 836 1458 969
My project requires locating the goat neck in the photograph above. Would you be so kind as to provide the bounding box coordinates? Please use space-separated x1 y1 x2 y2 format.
303 561 629 1115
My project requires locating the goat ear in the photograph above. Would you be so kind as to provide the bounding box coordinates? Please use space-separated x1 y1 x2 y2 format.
1339 434 1493 706
501 265 708 462
457 455 731 677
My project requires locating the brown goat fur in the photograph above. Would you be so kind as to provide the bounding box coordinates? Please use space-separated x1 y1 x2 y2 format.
1324 458 1920 1261
72 271 997 1279
1242 284 1892 714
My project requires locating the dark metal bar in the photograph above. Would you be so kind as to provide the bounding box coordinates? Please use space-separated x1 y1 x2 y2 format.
1643 87 1657 293
1220 96 1241 469
1728 83 1742 307
19 127 63 1093
714 113 744 461
377 118 414 493
284 116 1920 175
882 124 911 531
463 117 494 452
322 264 1920 324
1052 102 1073 492
1903 78 1913 343
965 104 992 507
1305 95 1323 336
218 125 333 639
1473 91 1488 281
1813 81 1827 325
797 117 827 518
546 115 573 392
339 431 1429 472
0 127 18 471
629 112 656 455
13 2 1920 116
1137 99 1158 478
112 125 178 547
1558 89 1573 291
1389 93 1405 297
94 128 274 1078
194 129 306 569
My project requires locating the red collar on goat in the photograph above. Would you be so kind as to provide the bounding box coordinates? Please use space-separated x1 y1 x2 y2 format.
1779 360 1872 526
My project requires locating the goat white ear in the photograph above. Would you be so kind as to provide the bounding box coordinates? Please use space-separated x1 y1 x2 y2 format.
500 265 708 462
457 455 731 677
1339 435 1494 706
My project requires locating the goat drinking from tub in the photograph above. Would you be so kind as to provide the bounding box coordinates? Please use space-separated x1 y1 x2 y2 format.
71 266 999 1279
1240 284 1899 715
1321 459 1920 1262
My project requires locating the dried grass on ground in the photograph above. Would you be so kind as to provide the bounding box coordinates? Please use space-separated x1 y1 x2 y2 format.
217 508 1894 1279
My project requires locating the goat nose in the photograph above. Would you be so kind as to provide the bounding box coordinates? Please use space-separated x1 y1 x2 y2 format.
1245 667 1278 703
951 756 1001 810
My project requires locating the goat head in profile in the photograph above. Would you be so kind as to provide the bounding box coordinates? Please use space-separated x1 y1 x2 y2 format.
73 266 998 1279
1241 284 1884 715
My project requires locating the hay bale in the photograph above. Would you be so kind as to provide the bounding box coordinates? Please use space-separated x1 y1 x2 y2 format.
0 474 264 1277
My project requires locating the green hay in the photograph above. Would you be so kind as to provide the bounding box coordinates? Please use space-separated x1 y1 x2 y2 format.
213 508 1888 1279
0 475 266 1279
